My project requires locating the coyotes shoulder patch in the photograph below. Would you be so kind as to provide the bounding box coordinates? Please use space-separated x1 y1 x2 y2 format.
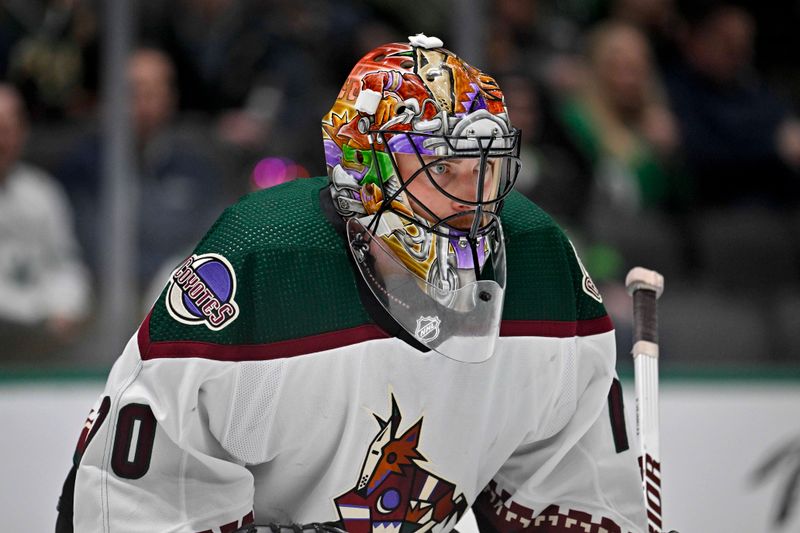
165 253 240 330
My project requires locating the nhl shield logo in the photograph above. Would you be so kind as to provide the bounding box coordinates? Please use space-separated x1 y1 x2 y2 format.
165 253 240 330
414 315 441 342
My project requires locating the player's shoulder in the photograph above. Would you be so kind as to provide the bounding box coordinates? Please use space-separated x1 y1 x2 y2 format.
499 189 560 237
500 191 608 326
500 190 569 269
203 176 341 254
140 177 378 360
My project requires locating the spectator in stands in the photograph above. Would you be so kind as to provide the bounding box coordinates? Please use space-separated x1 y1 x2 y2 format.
58 48 224 295
558 21 687 215
488 0 586 95
608 0 683 69
0 84 91 357
498 73 593 229
140 0 357 187
0 3 27 80
142 0 269 113
5 0 99 120
665 3 800 208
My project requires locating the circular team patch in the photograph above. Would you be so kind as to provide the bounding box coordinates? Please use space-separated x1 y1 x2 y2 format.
165 253 239 331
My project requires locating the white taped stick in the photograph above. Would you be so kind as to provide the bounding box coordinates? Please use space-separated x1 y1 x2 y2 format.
626 267 665 533
633 340 659 359
626 267 664 298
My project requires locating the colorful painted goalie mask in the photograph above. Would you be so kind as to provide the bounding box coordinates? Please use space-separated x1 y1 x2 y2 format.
323 34 521 363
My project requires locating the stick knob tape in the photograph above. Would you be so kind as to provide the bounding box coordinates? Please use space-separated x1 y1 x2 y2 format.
626 267 664 345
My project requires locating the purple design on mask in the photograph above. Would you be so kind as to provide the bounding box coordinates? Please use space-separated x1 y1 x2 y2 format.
388 133 435 156
324 139 343 169
449 235 488 269
457 83 482 117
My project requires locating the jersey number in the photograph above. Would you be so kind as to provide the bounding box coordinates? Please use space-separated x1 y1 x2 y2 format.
111 403 157 479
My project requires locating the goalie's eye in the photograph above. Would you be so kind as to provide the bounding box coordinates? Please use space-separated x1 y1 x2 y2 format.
430 162 448 175
427 161 460 189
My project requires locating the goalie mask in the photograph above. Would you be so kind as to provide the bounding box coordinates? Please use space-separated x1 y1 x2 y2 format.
322 34 521 363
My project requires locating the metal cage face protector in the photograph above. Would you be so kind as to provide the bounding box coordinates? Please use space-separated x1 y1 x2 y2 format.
389 131 521 237
346 130 519 363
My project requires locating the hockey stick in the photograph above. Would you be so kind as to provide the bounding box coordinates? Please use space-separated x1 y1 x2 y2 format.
626 267 665 533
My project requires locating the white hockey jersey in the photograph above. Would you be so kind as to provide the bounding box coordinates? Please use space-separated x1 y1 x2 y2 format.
61 179 646 533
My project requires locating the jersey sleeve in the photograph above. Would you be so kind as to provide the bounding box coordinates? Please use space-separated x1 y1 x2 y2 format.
68 331 260 533
63 180 371 532
472 234 647 533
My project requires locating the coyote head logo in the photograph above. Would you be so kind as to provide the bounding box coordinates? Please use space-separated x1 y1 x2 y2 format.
334 395 466 533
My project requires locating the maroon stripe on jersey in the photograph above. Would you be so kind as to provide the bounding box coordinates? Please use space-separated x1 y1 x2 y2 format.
138 312 392 362
136 310 151 354
137 313 612 362
219 521 239 533
474 480 624 533
500 315 613 338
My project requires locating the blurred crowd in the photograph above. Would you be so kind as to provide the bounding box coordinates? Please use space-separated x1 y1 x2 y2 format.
1 0 799 367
